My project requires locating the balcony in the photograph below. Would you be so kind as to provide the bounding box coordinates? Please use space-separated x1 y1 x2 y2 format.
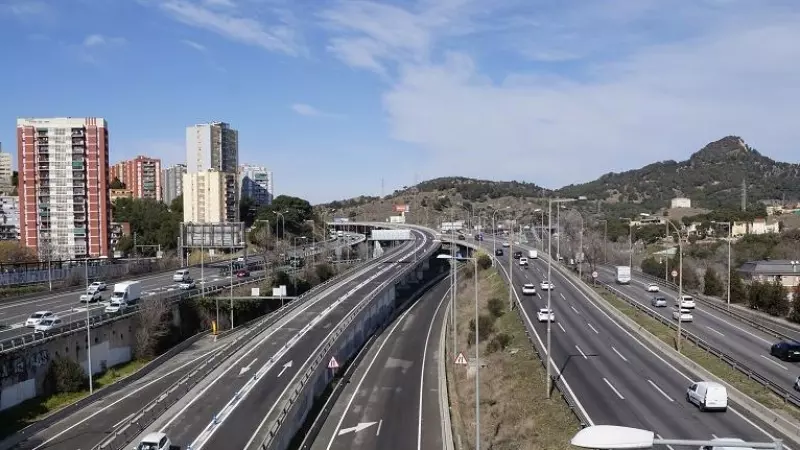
72 161 84 169
37 146 49 154
73 196 85 204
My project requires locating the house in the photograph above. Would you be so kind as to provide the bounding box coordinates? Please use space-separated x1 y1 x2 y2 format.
671 197 692 209
738 260 800 291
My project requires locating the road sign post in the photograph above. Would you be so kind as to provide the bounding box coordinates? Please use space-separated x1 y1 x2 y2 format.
671 269 678 284
591 271 598 285
454 352 468 366
328 356 340 372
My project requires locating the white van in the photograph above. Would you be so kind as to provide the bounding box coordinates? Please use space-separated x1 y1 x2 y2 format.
686 381 727 412
528 249 538 259
173 269 190 282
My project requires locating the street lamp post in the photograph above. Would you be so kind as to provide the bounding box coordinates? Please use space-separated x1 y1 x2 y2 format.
666 219 685 352
491 207 509 267
597 219 608 262
546 199 553 397
437 254 480 450
714 221 733 310
571 425 783 449
84 257 93 394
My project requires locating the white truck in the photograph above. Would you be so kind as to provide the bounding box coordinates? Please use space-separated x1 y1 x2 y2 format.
615 266 632 284
528 249 538 259
109 281 141 305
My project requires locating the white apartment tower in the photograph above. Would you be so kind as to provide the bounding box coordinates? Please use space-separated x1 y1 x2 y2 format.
184 122 238 223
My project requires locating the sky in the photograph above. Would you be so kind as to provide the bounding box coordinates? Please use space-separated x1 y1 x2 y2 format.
1 0 799 204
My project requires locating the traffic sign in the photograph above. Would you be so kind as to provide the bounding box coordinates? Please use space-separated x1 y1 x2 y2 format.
454 352 468 365
591 271 598 279
671 270 678 278
328 356 340 370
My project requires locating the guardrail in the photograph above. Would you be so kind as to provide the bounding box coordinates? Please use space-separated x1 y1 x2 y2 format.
587 274 800 410
93 240 402 450
440 236 593 428
606 265 800 341
250 235 439 450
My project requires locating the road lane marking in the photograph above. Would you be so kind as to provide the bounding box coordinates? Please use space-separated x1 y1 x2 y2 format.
706 326 724 337
656 434 676 450
611 347 628 362
560 293 565 300
575 345 588 360
570 305 579 314
603 377 625 400
558 323 566 333
587 323 599 334
647 379 674 402
417 288 450 450
760 355 789 370
377 419 383 436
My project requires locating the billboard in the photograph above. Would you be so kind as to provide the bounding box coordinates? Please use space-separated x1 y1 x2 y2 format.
393 204 410 213
371 229 412 241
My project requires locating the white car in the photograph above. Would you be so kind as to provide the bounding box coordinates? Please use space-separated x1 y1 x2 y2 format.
502 242 510 248
34 317 63 334
179 280 196 290
25 311 55 328
678 295 696 309
540 281 554 291
522 283 537 295
519 257 529 266
646 283 659 292
80 291 102 303
88 281 107 292
136 432 172 450
237 256 245 262
673 308 694 322
105 300 128 314
651 296 667 307
537 308 555 322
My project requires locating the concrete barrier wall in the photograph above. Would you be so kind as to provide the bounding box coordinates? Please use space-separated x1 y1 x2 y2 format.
0 316 135 411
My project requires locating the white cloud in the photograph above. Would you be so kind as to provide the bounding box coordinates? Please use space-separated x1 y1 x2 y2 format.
1 0 49 17
159 0 303 56
203 0 236 8
291 103 343 119
321 0 800 188
83 34 126 47
181 39 207 51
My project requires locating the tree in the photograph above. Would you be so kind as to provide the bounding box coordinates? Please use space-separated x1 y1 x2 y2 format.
11 171 18 187
747 280 766 310
763 280 789 317
134 296 170 358
112 198 182 251
0 241 37 263
315 263 335 283
729 273 747 304
703 268 724 296
109 177 126 189
44 357 87 395
239 196 257 227
791 284 800 323
255 195 314 237
170 194 183 214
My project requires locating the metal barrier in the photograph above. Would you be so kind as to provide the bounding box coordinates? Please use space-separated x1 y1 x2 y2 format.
92 239 402 450
589 275 800 409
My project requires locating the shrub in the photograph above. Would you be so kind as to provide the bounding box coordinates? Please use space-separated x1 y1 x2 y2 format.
44 357 87 395
476 253 492 270
487 332 513 353
487 297 505 318
467 314 495 345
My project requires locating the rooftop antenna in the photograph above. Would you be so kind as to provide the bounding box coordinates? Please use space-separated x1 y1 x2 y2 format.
741 178 747 211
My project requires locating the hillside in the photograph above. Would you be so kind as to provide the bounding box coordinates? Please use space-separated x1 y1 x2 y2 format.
556 136 800 210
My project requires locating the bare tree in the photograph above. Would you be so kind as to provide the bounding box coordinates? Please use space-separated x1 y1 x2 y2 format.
133 297 170 359
581 230 607 272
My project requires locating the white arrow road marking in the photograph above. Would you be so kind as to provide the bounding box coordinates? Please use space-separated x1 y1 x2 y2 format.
277 360 293 377
238 358 258 376
337 422 378 436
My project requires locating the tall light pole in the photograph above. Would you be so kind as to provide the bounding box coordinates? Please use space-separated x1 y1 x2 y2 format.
571 425 784 450
714 221 733 309
566 210 585 278
491 207 509 267
229 240 234 329
597 219 608 262
546 199 553 397
437 254 480 450
666 219 685 352
619 217 634 268
84 256 93 394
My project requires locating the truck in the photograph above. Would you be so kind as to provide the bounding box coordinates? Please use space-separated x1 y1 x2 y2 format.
110 281 141 306
528 249 538 259
615 266 631 284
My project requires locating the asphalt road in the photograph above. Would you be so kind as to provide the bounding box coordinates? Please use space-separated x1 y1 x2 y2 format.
131 230 437 450
595 265 800 396
480 237 794 444
310 273 451 450
0 238 362 340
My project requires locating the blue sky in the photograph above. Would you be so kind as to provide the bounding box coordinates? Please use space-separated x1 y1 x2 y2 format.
1 0 799 203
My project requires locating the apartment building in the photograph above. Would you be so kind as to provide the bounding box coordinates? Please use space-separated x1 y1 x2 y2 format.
0 146 12 188
17 117 110 259
0 195 20 240
239 164 273 206
162 163 186 205
738 260 800 292
182 171 227 223
110 156 162 201
185 122 238 222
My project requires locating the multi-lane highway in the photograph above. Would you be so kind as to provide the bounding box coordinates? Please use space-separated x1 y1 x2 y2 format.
0 237 362 341
127 229 437 450
310 273 451 450
594 265 800 397
477 236 794 444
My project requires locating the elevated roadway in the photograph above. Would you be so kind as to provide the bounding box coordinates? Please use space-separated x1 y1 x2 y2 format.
309 274 451 450
470 236 795 445
126 229 438 450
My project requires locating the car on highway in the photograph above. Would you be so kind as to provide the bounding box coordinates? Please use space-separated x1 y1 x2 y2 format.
536 308 555 323
519 257 528 267
25 311 55 328
513 251 523 259
700 437 755 450
79 290 103 303
540 281 554 291
686 381 727 412
794 376 800 391
236 269 250 278
105 300 128 314
237 256 245 262
179 279 196 290
651 296 667 307
173 269 191 282
495 249 504 256
646 283 659 292
672 307 693 322
770 340 800 361
522 283 537 295
136 432 173 450
88 281 107 292
502 241 510 248
34 317 63 334
678 294 696 309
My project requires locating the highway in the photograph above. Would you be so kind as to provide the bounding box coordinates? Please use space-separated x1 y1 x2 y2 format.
0 237 362 340
310 273 451 450
130 229 437 450
479 236 793 444
594 265 800 397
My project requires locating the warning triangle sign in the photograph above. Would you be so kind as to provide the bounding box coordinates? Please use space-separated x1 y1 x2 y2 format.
454 352 468 365
328 356 340 369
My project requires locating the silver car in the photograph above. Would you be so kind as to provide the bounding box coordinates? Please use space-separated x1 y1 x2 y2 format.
651 296 667 307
